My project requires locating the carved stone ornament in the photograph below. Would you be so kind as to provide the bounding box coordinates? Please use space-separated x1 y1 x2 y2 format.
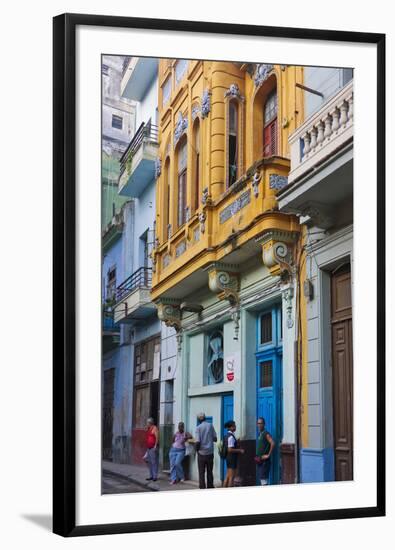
185 206 191 223
282 285 294 329
269 174 288 191
252 171 261 198
254 64 273 88
201 89 211 118
207 263 240 305
174 111 188 146
191 103 200 121
231 306 241 341
199 211 206 233
156 300 181 330
154 156 162 179
207 263 241 339
258 230 298 279
224 83 245 102
201 187 211 206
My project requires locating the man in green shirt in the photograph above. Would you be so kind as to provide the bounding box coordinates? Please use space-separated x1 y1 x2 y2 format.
255 417 275 485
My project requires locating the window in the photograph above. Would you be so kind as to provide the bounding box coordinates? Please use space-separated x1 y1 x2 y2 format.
107 267 116 300
192 120 200 212
258 306 282 350
260 312 272 344
228 100 238 187
175 59 188 85
177 137 187 227
259 360 273 388
263 91 277 156
207 330 224 385
112 114 123 130
162 158 170 239
162 76 171 107
342 68 353 86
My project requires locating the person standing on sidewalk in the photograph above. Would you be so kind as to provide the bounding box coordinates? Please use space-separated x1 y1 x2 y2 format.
169 422 192 485
195 412 217 489
223 420 245 488
145 417 159 482
255 417 275 486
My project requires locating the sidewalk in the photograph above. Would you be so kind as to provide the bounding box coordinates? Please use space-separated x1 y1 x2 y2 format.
102 460 199 492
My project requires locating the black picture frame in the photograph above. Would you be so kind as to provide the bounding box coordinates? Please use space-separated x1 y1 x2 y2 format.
53 13 386 537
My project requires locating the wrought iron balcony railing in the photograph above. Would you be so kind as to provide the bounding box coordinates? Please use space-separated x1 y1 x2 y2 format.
115 267 152 302
119 122 159 178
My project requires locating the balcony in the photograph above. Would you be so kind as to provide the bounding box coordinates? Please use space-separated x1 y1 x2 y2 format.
151 157 300 302
113 267 156 324
121 57 158 101
278 81 353 227
118 122 159 198
102 310 120 353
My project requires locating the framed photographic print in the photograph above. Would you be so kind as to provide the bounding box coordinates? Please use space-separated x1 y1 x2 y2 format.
53 13 385 537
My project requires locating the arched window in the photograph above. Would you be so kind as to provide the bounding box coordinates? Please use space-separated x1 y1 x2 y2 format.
228 100 239 187
177 136 187 227
263 90 278 157
207 330 224 385
192 119 200 212
163 158 170 239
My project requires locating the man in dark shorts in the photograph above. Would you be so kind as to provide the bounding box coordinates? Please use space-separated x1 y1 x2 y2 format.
255 417 275 485
223 420 244 487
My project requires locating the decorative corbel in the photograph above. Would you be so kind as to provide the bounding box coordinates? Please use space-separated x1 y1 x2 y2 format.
199 211 206 233
201 187 212 206
206 263 241 340
252 171 262 198
257 230 298 280
156 299 183 352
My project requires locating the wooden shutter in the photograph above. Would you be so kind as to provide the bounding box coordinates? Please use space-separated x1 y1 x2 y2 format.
264 118 277 157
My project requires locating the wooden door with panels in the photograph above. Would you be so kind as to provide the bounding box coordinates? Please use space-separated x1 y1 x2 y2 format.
331 264 353 481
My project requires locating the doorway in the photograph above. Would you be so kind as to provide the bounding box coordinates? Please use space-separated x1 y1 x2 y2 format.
256 306 282 484
331 264 353 480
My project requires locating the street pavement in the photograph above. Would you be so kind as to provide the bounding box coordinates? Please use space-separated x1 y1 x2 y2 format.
102 471 148 494
102 460 200 493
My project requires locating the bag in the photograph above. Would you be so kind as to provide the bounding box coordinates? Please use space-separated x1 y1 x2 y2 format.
217 436 228 459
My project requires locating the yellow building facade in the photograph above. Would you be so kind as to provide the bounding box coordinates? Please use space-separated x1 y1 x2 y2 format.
152 60 304 301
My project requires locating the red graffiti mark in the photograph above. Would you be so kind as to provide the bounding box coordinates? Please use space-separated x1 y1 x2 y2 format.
227 372 234 382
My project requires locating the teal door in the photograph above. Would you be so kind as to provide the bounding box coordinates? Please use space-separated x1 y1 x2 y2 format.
256 306 282 484
221 393 234 481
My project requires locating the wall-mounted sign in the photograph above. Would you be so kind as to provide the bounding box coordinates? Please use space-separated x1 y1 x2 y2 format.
224 352 240 383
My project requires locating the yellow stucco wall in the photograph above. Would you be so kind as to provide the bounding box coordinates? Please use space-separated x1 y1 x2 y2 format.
152 60 304 301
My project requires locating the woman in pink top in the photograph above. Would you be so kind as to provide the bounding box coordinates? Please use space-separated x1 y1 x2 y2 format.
169 422 192 484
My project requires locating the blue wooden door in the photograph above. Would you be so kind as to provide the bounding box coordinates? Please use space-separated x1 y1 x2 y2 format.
221 393 234 481
256 307 282 484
